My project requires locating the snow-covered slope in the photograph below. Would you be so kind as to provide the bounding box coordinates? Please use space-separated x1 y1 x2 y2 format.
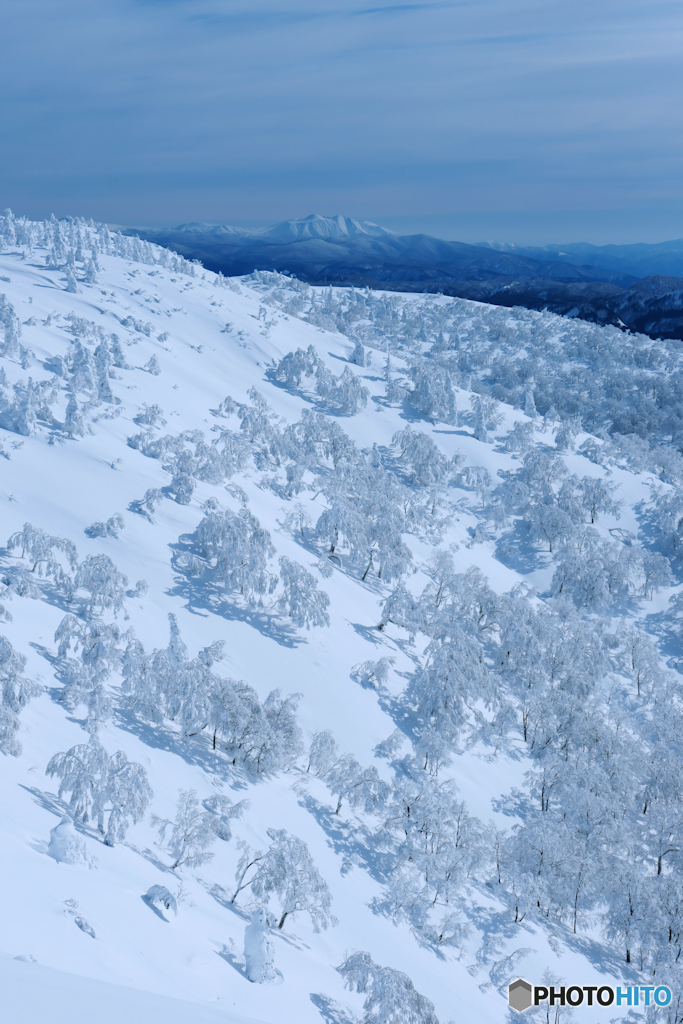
1 213 683 1023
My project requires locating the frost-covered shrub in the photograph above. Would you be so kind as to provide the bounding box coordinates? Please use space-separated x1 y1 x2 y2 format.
133 403 166 428
145 885 177 916
128 487 164 521
351 657 394 690
244 909 277 983
84 513 125 539
47 815 95 867
127 579 148 598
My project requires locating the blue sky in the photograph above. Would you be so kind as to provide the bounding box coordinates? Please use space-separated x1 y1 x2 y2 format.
2 0 682 243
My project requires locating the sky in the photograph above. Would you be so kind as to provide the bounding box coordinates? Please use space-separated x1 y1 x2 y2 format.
2 0 683 244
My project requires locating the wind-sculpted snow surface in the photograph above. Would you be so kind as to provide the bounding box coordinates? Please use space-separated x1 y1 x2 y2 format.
2 210 683 1022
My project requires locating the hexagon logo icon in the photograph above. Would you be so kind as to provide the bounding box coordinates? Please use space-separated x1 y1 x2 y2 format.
508 978 533 1012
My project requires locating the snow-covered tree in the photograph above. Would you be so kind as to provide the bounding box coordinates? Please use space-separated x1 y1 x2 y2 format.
190 508 276 605
122 616 303 775
276 557 330 628
392 427 452 487
324 754 390 815
306 730 340 775
8 522 78 592
54 615 122 732
46 737 152 846
244 909 277 983
349 340 367 366
64 390 87 437
0 634 40 755
316 364 369 415
338 952 439 1024
0 295 21 359
472 394 502 442
151 788 244 869
247 828 335 931
94 339 114 402
409 364 456 425
74 554 128 617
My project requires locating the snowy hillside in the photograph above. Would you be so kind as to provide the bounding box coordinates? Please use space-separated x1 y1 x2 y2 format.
2 211 683 1023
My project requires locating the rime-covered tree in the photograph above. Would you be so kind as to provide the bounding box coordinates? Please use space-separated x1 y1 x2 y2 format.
338 952 440 1024
151 788 244 869
0 635 40 755
46 737 152 846
7 523 78 597
54 615 123 732
276 557 330 628
190 508 276 605
244 909 277 983
74 554 128 617
409 363 456 425
248 828 335 931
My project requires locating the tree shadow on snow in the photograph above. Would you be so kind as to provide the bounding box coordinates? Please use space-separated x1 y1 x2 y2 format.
111 703 251 791
201 881 311 951
141 894 171 921
297 791 394 884
348 622 387 647
200 880 250 922
215 946 248 979
167 558 304 649
494 520 548 576
642 598 683 667
310 993 357 1024
19 785 108 845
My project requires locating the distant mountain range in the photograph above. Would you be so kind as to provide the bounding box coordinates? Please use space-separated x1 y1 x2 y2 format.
124 214 683 340
477 238 683 279
125 214 637 287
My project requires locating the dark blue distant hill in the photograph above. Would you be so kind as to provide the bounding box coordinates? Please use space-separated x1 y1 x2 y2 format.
125 215 683 340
